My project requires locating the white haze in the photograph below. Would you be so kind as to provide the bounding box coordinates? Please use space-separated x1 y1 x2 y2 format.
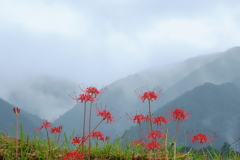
1 0 240 119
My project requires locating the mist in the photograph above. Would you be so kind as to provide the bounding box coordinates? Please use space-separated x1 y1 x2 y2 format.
1 1 240 120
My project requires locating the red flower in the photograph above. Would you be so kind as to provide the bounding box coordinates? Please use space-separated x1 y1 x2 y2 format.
178 153 185 156
188 133 216 144
147 130 165 140
136 89 161 102
70 93 94 103
34 120 52 131
145 141 161 151
13 107 20 115
153 116 169 126
95 107 116 124
90 131 104 141
63 150 84 159
169 108 191 121
103 136 110 141
81 86 107 98
72 137 81 144
144 115 153 123
85 87 101 95
50 125 62 134
89 130 110 141
132 140 144 147
99 136 110 141
71 136 87 145
58 125 63 132
126 114 146 123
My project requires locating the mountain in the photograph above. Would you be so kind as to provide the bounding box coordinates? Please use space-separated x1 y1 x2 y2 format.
54 46 240 140
6 76 77 120
162 47 240 102
125 82 240 149
0 98 43 136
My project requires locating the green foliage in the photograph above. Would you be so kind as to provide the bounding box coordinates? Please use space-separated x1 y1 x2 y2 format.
3 127 240 159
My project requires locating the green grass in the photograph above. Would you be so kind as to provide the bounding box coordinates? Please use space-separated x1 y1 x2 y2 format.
0 128 239 160
4 90 240 159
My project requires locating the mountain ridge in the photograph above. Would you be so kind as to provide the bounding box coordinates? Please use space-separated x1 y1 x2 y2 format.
0 97 43 136
55 46 240 140
126 82 240 149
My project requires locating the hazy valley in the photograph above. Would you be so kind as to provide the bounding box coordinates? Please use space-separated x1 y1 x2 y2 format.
1 47 240 148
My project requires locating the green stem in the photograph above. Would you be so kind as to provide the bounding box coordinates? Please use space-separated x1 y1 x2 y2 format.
15 115 18 157
56 132 61 145
88 101 93 153
201 144 205 158
45 127 51 153
173 142 176 160
148 100 152 132
175 119 180 142
164 129 169 160
87 119 104 140
54 134 57 145
82 101 87 154
139 122 142 141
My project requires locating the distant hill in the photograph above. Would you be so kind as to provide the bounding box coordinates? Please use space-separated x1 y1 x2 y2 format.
55 47 240 139
0 98 43 137
125 82 240 149
7 76 77 120
162 47 240 102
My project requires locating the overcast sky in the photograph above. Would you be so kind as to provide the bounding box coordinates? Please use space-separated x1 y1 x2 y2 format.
1 0 240 88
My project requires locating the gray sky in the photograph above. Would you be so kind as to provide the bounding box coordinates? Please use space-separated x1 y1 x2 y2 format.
1 0 240 86
1 0 240 120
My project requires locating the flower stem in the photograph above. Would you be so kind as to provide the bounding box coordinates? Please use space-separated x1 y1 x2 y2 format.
164 129 169 160
138 123 142 141
175 119 180 142
201 144 205 158
45 127 51 153
82 101 87 154
173 142 176 160
15 114 18 157
148 100 153 132
88 101 93 153
56 132 61 145
87 119 104 140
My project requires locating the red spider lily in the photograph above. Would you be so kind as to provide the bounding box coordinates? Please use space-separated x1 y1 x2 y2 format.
101 136 110 141
70 93 94 103
58 125 63 132
95 107 116 124
146 130 166 140
178 153 185 156
34 120 52 131
188 133 216 144
13 107 20 115
132 140 144 147
144 115 152 122
72 137 81 144
169 108 191 121
136 88 162 132
81 86 107 98
50 125 62 134
84 86 101 95
126 113 146 123
63 150 84 159
136 90 162 103
90 131 104 140
71 136 87 145
145 141 161 151
98 136 110 141
153 116 169 126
